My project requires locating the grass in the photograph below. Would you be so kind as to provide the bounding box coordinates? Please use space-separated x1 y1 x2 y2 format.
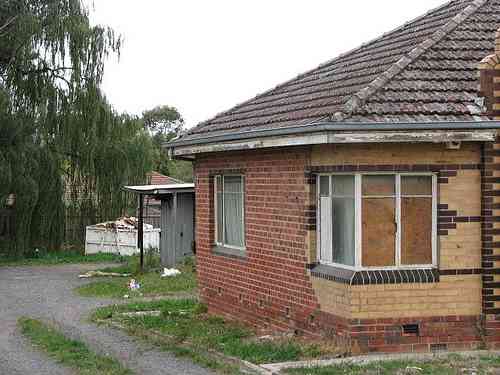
92 299 331 366
18 317 132 375
0 251 125 267
76 256 197 298
284 354 500 375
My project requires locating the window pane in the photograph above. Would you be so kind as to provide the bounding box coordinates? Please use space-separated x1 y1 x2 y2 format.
333 197 355 266
224 176 242 193
319 176 330 196
402 197 432 265
223 176 244 248
319 196 333 263
362 175 395 196
217 191 223 243
216 176 223 192
362 198 396 267
333 176 355 196
402 176 432 196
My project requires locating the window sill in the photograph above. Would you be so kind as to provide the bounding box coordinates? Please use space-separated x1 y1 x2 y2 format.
212 245 246 260
308 263 439 285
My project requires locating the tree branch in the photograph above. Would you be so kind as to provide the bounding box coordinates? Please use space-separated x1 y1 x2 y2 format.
0 16 18 35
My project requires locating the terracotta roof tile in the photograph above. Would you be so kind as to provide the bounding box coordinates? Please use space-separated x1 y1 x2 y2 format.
180 0 498 141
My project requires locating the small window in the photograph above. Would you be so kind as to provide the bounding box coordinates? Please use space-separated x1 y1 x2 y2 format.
214 175 245 250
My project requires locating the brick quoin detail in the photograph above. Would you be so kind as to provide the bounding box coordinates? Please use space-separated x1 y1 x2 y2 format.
482 137 500 348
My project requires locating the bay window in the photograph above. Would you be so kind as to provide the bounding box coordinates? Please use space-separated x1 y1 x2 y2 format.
317 174 436 270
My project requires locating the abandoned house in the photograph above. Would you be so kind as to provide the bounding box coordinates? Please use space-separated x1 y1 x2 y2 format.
167 0 500 353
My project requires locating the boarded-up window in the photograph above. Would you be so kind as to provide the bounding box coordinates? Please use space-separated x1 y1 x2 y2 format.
362 176 396 267
317 173 435 270
401 176 432 265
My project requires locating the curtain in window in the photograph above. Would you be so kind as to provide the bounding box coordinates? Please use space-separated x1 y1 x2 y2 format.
223 176 244 248
333 197 355 266
216 176 224 244
332 176 355 266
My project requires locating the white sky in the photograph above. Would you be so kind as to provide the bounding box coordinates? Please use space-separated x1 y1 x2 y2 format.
89 0 446 129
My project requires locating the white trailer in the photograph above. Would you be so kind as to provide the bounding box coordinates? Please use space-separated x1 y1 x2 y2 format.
85 225 160 256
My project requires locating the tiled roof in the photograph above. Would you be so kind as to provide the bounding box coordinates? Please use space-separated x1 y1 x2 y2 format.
147 172 183 185
181 0 500 142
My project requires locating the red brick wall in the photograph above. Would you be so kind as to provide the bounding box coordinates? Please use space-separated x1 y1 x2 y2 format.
194 147 321 333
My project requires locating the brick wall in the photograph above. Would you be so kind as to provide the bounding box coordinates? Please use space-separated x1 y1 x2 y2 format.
194 148 321 333
194 142 494 353
478 40 500 348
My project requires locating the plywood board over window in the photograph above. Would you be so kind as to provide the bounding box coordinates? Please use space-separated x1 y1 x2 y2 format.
401 176 433 265
362 175 396 267
362 198 396 267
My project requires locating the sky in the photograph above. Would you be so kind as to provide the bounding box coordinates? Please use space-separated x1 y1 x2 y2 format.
89 0 446 129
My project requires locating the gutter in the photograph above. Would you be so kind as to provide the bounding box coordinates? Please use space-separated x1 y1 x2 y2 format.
165 120 500 149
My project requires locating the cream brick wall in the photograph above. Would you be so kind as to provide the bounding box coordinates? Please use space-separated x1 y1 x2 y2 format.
440 170 481 216
311 277 351 318
350 275 482 319
310 142 483 320
440 223 482 269
312 143 481 166
312 275 482 319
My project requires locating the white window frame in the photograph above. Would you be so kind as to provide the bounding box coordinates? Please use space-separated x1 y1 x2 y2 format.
214 174 246 251
316 172 437 271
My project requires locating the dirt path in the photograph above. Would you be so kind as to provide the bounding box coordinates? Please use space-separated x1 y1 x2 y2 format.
0 263 214 375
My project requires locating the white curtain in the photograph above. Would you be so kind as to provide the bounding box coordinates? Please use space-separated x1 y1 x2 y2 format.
320 196 333 263
332 176 355 266
332 197 355 266
223 176 244 248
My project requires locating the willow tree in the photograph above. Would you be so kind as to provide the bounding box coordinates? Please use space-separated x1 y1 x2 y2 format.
0 0 154 256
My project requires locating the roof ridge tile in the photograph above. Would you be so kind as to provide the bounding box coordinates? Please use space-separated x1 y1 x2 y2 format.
336 0 488 121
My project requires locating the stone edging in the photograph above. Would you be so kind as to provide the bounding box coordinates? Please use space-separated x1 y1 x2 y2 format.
260 350 500 374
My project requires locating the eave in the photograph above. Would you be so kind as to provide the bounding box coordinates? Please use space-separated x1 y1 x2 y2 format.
165 121 500 158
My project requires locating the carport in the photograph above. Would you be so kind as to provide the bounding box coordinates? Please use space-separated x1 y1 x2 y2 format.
124 183 195 268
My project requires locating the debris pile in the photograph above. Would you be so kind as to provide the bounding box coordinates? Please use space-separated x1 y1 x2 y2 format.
92 216 153 231
78 271 131 278
161 268 181 277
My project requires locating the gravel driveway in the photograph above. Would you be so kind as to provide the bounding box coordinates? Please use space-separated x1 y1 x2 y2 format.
0 263 214 375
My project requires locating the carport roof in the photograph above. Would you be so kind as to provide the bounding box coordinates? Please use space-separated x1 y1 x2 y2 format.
123 183 195 196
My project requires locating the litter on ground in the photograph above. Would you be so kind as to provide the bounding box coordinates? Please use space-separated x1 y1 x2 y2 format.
161 268 181 277
128 279 140 290
78 270 131 278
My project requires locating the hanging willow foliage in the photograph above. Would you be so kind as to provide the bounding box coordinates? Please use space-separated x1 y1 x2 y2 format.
0 0 155 256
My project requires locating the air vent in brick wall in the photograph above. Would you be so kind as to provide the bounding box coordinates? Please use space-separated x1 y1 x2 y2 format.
430 343 447 352
402 324 419 336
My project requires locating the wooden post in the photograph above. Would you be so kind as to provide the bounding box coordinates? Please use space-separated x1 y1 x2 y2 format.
138 194 144 271
172 192 177 266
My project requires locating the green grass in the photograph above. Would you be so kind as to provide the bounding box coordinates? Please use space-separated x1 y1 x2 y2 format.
284 355 500 375
76 257 197 298
18 317 132 375
92 299 327 366
0 251 125 267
